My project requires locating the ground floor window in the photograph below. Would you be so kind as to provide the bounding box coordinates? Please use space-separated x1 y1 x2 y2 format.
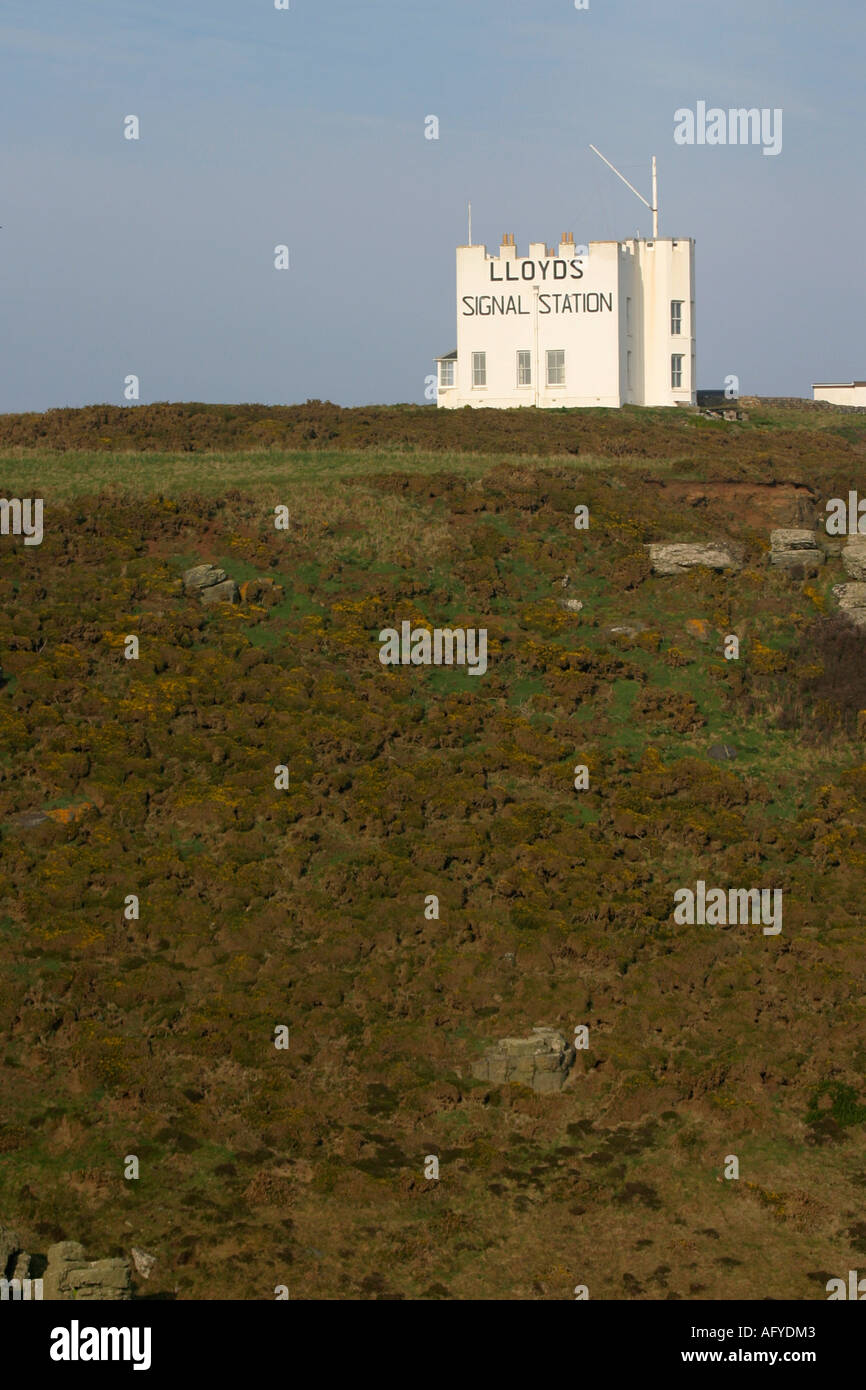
671 354 684 389
439 360 455 387
472 352 486 387
517 350 532 386
546 349 565 386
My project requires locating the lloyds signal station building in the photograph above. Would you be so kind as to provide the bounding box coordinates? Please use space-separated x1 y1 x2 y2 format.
435 232 695 409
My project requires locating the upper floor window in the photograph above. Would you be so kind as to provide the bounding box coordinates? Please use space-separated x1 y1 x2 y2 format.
671 300 683 335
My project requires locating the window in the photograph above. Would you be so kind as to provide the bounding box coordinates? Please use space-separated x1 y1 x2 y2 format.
546 349 565 387
627 351 632 389
671 354 684 389
517 350 532 386
472 352 486 387
671 300 683 335
626 297 632 335
439 360 455 388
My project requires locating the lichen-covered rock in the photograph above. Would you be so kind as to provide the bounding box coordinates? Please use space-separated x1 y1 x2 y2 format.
183 563 228 592
608 621 649 639
200 579 239 605
131 1247 157 1280
44 1241 132 1301
647 543 742 575
842 538 866 580
770 528 820 551
833 582 866 627
472 1027 576 1093
708 743 738 761
769 528 824 571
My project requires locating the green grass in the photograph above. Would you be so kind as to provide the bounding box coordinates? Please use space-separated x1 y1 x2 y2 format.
0 446 677 499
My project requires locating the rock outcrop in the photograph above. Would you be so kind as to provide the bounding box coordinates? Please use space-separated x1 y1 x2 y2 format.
841 538 866 580
769 529 824 573
0 1227 42 1300
833 582 866 628
647 542 742 575
1 1228 133 1301
183 564 239 604
708 743 738 761
607 621 649 640
472 1027 576 1094
130 1247 157 1281
43 1241 132 1301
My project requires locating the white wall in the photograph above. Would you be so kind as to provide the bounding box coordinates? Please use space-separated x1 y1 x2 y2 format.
813 384 866 406
438 236 695 410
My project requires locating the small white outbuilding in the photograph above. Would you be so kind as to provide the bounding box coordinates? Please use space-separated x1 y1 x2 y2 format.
812 382 866 407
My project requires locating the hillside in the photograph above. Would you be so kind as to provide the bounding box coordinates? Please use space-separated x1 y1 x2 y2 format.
0 401 865 1300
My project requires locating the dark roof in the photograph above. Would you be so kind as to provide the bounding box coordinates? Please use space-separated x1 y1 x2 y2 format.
434 350 457 361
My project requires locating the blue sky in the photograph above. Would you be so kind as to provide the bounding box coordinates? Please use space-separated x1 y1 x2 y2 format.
0 0 863 410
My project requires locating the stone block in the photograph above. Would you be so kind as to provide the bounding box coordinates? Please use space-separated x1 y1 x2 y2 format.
770 548 823 568
770 528 820 551
647 543 742 575
183 564 227 592
44 1242 131 1301
532 1071 565 1094
67 1259 132 1300
500 1038 539 1058
842 539 866 580
200 579 239 604
473 1027 576 1094
834 582 866 625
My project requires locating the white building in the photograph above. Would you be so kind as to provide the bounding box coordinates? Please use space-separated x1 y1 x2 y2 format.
813 382 866 407
435 232 695 409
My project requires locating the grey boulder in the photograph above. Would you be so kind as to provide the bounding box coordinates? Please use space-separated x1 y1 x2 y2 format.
183 564 239 604
769 529 824 572
647 543 742 575
472 1027 576 1093
841 538 866 580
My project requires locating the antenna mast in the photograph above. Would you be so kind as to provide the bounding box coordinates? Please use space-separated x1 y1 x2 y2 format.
589 145 659 237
